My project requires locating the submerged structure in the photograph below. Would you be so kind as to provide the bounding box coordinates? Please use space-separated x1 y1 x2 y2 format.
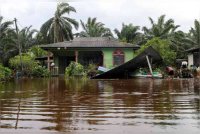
40 37 139 75
186 47 200 67
92 46 162 79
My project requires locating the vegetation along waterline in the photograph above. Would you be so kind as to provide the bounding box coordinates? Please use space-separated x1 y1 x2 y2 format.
1 1 200 134
0 2 200 80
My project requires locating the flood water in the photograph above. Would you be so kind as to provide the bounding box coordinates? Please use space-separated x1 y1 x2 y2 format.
0 77 200 134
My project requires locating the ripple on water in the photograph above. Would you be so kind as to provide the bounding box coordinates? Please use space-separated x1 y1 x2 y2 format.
0 78 200 134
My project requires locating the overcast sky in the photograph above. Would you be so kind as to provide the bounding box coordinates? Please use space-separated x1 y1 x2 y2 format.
0 0 200 33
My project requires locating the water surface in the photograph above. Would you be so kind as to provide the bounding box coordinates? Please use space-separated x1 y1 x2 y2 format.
0 78 200 134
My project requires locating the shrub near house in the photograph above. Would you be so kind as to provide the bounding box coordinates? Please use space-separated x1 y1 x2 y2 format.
9 53 50 77
136 37 176 65
0 64 12 81
65 61 103 78
65 62 85 77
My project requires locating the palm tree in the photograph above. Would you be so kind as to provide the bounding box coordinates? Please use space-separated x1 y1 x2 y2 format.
114 23 141 44
0 16 13 39
1 26 38 65
170 30 188 58
17 26 38 52
186 19 200 47
40 2 79 43
142 15 179 40
78 17 113 37
0 16 14 64
170 20 200 59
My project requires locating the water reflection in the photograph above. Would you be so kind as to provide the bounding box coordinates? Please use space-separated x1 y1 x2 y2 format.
0 78 200 133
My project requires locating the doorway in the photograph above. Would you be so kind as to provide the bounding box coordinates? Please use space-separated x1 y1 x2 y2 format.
59 56 75 74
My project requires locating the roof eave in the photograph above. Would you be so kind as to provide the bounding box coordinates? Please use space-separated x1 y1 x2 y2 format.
40 46 140 48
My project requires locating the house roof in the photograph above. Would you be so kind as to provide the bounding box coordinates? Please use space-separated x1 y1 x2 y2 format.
92 46 162 79
40 37 140 49
186 47 200 53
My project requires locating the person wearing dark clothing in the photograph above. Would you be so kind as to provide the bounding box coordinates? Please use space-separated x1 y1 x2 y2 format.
166 66 174 77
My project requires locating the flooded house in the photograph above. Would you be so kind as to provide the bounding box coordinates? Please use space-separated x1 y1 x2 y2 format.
40 37 140 75
186 47 200 67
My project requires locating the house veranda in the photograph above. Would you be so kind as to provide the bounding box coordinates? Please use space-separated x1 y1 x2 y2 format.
40 37 140 75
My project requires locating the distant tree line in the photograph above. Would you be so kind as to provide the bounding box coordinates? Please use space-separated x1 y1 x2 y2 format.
1 2 200 67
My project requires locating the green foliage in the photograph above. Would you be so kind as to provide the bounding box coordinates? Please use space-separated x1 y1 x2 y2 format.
86 64 98 77
0 16 38 66
0 16 15 65
186 20 200 47
31 65 50 77
78 17 113 37
9 53 50 77
136 37 176 65
0 64 12 81
170 30 188 58
142 15 179 40
17 26 38 52
65 62 85 77
114 23 141 43
9 53 38 76
40 2 79 43
1 13 200 69
65 63 99 78
28 46 48 57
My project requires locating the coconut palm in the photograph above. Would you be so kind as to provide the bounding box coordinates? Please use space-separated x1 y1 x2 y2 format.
170 20 200 58
142 15 179 40
0 16 13 39
186 20 200 47
170 30 189 58
1 26 38 65
78 17 113 37
0 16 14 64
40 2 79 43
0 16 13 44
114 23 141 44
17 26 38 52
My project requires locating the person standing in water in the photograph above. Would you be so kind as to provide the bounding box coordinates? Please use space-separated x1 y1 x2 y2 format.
166 66 174 78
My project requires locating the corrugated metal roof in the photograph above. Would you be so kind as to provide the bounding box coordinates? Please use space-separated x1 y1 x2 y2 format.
40 37 140 49
92 46 162 79
186 47 200 53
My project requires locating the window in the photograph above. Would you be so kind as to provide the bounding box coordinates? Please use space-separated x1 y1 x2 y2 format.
113 49 124 66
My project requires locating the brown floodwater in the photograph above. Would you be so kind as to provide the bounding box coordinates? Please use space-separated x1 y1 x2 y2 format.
0 77 200 134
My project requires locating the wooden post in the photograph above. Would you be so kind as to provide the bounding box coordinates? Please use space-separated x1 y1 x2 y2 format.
146 55 153 77
102 51 104 67
75 50 78 63
14 18 23 73
47 51 51 71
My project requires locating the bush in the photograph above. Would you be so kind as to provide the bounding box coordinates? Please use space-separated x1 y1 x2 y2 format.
29 46 48 57
86 64 98 77
31 66 50 77
136 37 176 65
65 62 85 77
0 64 12 81
9 53 38 76
9 53 50 77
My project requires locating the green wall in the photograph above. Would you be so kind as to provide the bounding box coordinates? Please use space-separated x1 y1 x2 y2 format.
124 48 134 62
102 48 134 69
52 48 135 72
102 49 113 69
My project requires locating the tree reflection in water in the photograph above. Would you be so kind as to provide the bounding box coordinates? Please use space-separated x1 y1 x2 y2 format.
0 78 200 133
